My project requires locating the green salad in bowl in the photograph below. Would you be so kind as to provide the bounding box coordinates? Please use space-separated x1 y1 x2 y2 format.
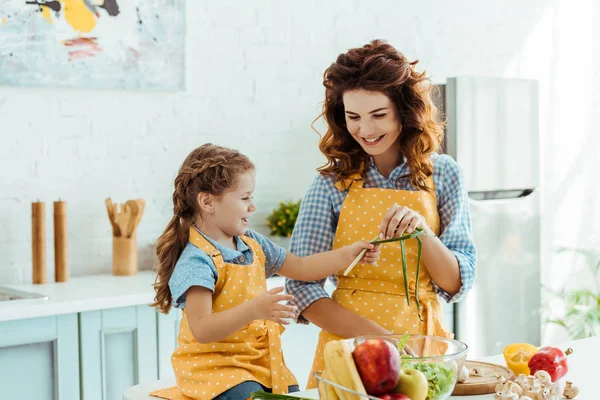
314 334 468 400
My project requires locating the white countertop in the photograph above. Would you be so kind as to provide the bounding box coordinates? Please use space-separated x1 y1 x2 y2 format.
123 337 598 399
0 271 288 322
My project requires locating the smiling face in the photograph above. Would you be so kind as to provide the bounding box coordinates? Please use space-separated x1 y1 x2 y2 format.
211 170 257 238
343 89 402 159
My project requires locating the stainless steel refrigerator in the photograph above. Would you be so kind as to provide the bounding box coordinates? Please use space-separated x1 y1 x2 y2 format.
434 77 541 358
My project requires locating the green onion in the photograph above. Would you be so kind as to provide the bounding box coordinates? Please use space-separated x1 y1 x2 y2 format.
400 240 410 307
416 235 423 322
369 228 427 321
249 390 314 400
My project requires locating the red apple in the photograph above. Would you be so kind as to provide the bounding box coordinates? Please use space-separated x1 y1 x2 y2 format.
352 338 401 395
380 394 411 400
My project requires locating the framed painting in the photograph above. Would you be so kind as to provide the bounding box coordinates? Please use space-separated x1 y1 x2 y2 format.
0 0 185 90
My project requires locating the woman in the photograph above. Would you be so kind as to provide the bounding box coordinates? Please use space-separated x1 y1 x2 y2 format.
285 39 477 388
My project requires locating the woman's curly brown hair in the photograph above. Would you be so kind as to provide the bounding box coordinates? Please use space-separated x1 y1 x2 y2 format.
315 39 444 191
151 144 255 314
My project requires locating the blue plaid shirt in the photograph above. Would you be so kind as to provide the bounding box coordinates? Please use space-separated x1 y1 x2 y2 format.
285 153 477 324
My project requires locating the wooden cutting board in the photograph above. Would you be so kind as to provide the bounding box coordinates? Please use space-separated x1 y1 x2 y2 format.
452 360 516 395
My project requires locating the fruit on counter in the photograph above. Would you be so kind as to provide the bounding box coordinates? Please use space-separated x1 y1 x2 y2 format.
352 338 401 395
394 367 428 400
503 343 539 376
527 346 572 382
323 339 367 398
380 394 411 400
321 368 341 400
402 362 455 400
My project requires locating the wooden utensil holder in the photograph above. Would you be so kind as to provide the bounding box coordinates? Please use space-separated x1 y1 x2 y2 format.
112 235 138 276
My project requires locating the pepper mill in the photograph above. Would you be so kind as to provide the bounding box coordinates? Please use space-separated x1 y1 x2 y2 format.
32 201 46 284
54 200 68 282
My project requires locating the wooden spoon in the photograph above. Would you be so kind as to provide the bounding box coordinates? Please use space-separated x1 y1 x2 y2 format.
105 198 119 237
133 199 145 232
125 199 139 238
114 203 133 238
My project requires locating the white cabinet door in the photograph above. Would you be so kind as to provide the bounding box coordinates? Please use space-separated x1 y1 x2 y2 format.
0 314 80 400
156 308 182 379
80 305 157 400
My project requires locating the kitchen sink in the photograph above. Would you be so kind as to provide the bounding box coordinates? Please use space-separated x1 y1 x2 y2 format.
0 286 49 302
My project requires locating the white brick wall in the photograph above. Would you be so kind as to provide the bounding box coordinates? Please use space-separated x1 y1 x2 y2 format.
1 0 599 338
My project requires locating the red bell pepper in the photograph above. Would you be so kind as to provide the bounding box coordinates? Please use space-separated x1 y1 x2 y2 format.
527 346 573 382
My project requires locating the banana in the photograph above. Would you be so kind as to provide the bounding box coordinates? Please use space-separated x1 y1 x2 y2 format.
319 368 340 400
323 340 346 400
339 340 368 396
323 340 367 400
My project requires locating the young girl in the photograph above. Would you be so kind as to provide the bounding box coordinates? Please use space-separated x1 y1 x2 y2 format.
149 144 380 400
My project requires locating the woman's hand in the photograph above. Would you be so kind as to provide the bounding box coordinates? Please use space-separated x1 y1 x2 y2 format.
380 203 434 239
249 287 297 325
347 241 381 265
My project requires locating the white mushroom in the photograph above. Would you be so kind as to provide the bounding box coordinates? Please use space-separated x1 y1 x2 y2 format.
523 384 543 400
495 394 519 400
495 381 523 398
563 381 579 399
515 374 529 390
533 370 552 387
541 386 560 400
457 365 470 383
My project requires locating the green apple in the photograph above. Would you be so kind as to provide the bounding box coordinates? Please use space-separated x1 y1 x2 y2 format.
395 367 428 400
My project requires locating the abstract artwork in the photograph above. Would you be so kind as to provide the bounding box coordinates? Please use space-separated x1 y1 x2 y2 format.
0 0 185 90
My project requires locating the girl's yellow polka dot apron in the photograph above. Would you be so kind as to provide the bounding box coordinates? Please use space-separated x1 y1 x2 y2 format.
152 227 297 400
306 174 453 389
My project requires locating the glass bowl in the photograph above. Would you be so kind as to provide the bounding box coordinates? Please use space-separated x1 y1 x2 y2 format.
315 334 468 400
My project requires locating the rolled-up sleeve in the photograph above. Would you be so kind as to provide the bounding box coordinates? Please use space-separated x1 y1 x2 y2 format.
435 155 477 303
169 244 218 309
285 174 337 324
246 230 287 278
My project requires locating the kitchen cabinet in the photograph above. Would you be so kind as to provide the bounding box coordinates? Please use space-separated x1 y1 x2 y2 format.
156 307 182 379
0 313 80 400
79 305 158 400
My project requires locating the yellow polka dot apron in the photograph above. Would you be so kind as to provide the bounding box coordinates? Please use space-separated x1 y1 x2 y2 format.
306 173 452 389
151 227 297 400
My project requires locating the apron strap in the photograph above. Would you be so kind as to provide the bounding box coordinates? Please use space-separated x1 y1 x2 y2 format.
259 320 290 394
188 226 224 267
334 173 364 192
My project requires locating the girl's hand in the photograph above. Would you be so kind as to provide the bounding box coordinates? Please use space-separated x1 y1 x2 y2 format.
249 287 297 325
380 203 434 239
348 241 381 265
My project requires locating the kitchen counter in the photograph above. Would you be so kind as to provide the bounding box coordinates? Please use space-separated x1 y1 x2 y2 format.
0 271 288 322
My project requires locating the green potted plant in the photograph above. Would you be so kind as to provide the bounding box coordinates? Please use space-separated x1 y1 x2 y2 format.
266 200 301 249
544 247 600 339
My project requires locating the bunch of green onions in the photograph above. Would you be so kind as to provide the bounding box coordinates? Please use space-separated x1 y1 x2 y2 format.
343 227 426 321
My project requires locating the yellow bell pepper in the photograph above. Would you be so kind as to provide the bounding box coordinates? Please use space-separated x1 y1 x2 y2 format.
503 343 539 376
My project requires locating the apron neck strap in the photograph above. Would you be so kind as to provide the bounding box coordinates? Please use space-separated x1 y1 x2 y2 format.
188 226 224 267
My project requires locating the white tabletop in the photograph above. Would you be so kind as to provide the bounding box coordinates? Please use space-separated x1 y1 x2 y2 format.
123 336 598 399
